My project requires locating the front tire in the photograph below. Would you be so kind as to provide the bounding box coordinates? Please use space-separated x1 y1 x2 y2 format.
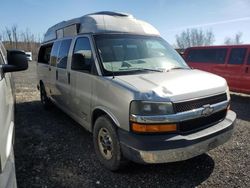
93 116 126 171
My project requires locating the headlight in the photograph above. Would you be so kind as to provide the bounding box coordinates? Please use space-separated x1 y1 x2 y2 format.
130 101 174 116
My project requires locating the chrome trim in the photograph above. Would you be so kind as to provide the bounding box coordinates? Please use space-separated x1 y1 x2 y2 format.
130 100 229 124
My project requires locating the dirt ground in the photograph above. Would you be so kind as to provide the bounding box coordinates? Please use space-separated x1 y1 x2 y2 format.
13 62 250 188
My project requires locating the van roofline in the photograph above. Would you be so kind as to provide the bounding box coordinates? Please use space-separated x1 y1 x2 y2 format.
43 11 160 43
41 32 161 45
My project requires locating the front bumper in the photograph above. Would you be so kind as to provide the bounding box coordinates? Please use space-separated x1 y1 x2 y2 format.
119 110 236 164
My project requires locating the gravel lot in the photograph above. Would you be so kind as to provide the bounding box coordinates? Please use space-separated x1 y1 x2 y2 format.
13 62 250 188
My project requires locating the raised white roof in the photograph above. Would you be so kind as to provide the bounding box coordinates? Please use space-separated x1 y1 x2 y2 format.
43 11 160 43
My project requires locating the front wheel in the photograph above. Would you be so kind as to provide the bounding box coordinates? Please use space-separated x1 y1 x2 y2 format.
93 116 127 171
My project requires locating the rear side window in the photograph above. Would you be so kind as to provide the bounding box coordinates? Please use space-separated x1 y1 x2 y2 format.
71 37 93 73
228 48 247 65
38 44 53 64
50 41 61 67
186 48 227 64
57 39 72 69
247 53 250 65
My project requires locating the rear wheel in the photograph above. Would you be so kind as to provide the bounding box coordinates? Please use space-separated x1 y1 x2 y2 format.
40 83 51 109
93 116 127 171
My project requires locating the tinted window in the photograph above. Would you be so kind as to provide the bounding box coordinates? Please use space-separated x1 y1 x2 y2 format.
186 48 227 64
71 37 93 72
38 44 53 64
228 48 247 65
50 41 61 67
247 53 250 65
57 39 72 69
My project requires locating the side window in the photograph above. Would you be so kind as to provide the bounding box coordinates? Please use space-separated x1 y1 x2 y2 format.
186 49 227 64
57 39 72 69
38 44 53 64
71 37 93 73
247 53 250 65
50 41 61 67
228 48 247 65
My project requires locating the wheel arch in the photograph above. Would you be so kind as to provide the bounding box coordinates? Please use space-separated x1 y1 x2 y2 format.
91 107 120 132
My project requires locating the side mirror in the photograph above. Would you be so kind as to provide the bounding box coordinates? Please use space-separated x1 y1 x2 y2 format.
71 53 87 70
1 50 28 73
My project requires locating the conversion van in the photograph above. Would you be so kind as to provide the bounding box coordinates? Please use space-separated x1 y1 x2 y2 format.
37 12 236 171
184 45 250 94
0 42 28 187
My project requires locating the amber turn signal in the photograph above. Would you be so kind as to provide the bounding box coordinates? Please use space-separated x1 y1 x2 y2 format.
131 123 177 133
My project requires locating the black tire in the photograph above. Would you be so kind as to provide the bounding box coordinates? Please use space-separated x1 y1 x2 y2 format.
40 83 51 109
93 115 127 171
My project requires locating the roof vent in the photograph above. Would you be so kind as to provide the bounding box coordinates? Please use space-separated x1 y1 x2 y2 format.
88 11 133 18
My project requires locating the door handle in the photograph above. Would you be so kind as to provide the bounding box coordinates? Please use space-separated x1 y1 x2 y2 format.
67 72 70 84
56 70 58 80
246 67 249 73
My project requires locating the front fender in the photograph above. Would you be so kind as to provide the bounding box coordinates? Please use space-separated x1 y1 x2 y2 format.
92 106 121 127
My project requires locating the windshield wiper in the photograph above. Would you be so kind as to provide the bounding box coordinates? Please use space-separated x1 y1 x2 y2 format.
136 68 164 72
167 67 190 71
119 67 163 72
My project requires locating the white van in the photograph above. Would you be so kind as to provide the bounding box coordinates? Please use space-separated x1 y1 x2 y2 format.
0 42 28 187
25 52 32 61
37 12 236 171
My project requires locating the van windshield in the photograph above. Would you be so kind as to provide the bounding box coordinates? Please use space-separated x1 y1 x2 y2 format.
94 34 189 75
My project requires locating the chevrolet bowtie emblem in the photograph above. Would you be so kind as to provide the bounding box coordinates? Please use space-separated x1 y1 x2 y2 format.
201 104 214 116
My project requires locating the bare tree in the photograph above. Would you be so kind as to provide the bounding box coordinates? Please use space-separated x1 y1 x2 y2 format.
1 25 41 60
224 32 243 45
12 25 18 48
175 28 215 49
5 27 13 48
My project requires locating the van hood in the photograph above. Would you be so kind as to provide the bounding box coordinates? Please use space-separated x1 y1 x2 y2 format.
115 69 228 102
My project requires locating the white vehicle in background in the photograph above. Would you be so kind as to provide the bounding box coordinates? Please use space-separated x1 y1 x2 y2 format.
0 42 28 188
25 52 32 61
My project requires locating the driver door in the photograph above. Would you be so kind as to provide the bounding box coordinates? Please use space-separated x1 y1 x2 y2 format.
0 48 14 173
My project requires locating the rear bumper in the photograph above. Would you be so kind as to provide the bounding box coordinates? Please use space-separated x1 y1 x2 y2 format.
119 110 236 164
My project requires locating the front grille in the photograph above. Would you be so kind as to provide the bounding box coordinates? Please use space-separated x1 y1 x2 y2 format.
178 110 227 133
174 93 227 113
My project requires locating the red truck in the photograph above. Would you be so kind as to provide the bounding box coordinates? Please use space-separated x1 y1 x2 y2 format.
184 45 250 94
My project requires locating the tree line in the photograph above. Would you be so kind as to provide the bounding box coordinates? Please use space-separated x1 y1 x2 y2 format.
0 25 41 60
175 28 243 49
